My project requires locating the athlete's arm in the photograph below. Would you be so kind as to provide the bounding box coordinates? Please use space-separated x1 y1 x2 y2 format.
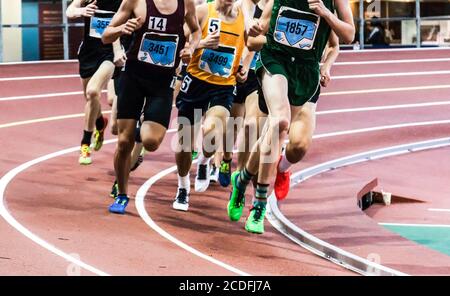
196 4 220 50
237 47 255 83
113 39 127 67
239 0 263 37
246 0 271 50
320 31 339 87
66 0 98 19
246 35 266 51
180 0 202 63
308 0 355 44
102 0 145 44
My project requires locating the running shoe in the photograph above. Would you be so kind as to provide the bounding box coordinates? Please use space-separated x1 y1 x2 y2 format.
191 150 198 160
218 160 231 187
227 171 246 221
108 195 129 215
195 161 210 192
110 180 118 199
173 188 190 212
210 165 219 183
274 156 291 201
93 117 109 151
79 144 92 165
130 147 145 172
245 201 267 234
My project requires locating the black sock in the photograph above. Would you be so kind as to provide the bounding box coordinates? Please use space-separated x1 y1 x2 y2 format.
255 183 270 200
237 168 254 191
222 157 232 164
116 193 128 200
81 130 93 146
95 116 105 131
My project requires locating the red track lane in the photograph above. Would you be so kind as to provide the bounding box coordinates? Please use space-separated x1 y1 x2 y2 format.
0 63 77 79
1 49 450 275
364 147 450 225
338 48 450 62
0 79 82 98
332 61 450 76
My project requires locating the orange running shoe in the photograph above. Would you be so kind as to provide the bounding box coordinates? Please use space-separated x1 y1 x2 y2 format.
274 156 291 201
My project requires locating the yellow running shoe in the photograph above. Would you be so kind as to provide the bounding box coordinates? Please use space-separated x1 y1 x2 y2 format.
79 144 92 165
93 117 108 151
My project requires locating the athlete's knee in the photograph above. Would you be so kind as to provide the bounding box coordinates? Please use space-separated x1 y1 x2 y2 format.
86 86 102 101
269 116 290 135
117 136 134 155
142 136 163 152
107 94 116 107
287 137 311 160
111 123 118 136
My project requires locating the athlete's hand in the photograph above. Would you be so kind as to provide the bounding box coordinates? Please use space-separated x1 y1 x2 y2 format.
308 0 331 18
180 46 193 64
114 48 127 68
248 20 263 37
320 66 331 87
80 0 98 17
202 30 220 49
121 17 142 35
236 66 249 83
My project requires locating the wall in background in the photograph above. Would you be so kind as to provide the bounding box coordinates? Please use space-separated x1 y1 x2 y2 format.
1 0 22 62
22 1 39 61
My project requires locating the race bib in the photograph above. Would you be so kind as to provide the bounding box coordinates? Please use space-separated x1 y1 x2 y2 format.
199 46 236 78
274 6 320 50
138 32 179 68
89 12 114 39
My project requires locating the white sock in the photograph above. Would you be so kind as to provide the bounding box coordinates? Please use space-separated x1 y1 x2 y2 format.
278 153 293 173
197 153 210 165
178 174 190 193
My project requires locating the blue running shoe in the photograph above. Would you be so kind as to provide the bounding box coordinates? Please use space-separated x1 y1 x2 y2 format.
218 160 231 187
109 195 129 214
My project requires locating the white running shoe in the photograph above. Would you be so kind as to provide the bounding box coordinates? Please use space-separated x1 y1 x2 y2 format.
195 161 210 192
173 188 189 212
210 166 219 183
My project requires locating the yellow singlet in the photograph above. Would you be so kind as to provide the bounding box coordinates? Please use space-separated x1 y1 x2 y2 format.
188 3 245 86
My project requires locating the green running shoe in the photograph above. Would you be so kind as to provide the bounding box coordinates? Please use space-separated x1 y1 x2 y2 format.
192 150 198 160
245 201 267 234
227 171 246 221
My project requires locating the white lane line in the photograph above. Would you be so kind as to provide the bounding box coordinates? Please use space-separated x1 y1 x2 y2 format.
428 208 450 213
0 143 116 276
0 60 77 66
314 120 450 139
2 100 449 130
322 84 450 96
3 69 450 83
0 111 111 129
333 71 450 80
380 223 450 228
134 122 450 275
334 57 450 66
2 118 449 275
135 166 250 276
0 90 107 102
2 84 450 102
317 100 450 115
340 47 450 53
0 74 79 82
